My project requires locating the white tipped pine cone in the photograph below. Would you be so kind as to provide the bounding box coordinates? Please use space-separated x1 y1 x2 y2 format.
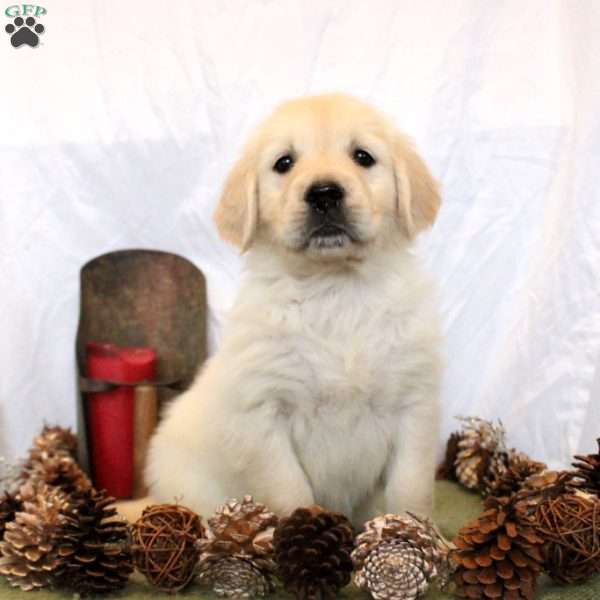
358 538 431 600
197 496 278 597
197 556 273 598
454 417 507 491
352 513 452 600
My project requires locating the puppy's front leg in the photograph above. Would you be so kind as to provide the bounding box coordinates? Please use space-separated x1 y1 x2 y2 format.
384 401 439 517
230 416 316 515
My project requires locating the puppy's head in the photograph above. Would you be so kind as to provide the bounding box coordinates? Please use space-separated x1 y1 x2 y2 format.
214 94 440 260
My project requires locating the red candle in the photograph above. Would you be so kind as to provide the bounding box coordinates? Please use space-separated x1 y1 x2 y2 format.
85 342 156 498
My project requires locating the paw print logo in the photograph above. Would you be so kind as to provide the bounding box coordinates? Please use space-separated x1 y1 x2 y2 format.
5 16 45 48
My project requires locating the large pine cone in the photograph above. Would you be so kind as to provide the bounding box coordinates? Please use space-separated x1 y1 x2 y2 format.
353 513 452 600
273 506 354 600
0 485 68 591
0 492 22 540
482 452 546 499
56 488 132 595
452 496 544 600
572 438 600 496
455 418 507 492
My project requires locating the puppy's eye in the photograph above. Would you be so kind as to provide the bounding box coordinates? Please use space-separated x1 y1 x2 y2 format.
353 148 376 168
273 155 294 174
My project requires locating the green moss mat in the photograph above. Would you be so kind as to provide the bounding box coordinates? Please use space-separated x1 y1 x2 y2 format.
1 481 597 599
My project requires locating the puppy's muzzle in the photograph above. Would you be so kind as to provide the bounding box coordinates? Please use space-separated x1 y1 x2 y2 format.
304 181 357 248
305 181 345 216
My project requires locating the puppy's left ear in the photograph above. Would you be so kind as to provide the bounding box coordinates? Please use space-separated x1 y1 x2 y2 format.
213 150 258 251
392 135 441 239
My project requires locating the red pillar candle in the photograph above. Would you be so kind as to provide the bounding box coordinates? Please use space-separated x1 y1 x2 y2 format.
85 342 157 498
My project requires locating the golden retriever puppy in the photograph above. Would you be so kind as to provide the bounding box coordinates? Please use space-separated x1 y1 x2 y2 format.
145 93 442 524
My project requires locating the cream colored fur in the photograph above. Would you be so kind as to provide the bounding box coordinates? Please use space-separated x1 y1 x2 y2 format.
139 94 442 526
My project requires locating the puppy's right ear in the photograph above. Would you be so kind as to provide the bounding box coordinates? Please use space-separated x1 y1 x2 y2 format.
214 150 258 251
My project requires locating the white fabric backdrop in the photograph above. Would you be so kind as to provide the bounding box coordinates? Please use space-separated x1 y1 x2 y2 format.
1 0 599 469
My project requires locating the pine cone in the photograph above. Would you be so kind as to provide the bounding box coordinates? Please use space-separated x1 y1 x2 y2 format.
482 452 546 499
30 425 78 460
197 556 274 598
202 495 278 564
273 505 354 600
197 495 278 597
352 513 452 600
436 432 461 481
56 488 132 595
27 453 91 496
514 471 576 515
455 418 507 492
0 492 22 540
572 438 600 496
358 539 432 600
0 485 68 591
452 496 544 600
0 425 79 495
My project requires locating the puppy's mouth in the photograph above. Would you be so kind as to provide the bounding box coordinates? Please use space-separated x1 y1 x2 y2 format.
307 223 355 249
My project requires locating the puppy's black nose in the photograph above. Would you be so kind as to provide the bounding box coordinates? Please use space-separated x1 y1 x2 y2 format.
305 181 345 214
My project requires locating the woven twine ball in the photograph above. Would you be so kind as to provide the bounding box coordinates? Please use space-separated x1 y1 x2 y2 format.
532 491 600 584
131 504 205 592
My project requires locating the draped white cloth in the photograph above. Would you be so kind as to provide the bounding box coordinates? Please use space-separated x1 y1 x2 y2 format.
1 0 599 468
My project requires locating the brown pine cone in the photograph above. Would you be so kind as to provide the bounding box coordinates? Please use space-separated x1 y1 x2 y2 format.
571 438 600 496
0 485 68 591
273 505 354 600
436 432 461 481
55 488 133 596
0 492 22 540
452 496 544 600
482 452 546 499
513 470 576 515
455 418 507 492
197 495 278 596
202 495 278 563
26 453 91 496
17 425 85 495
30 425 78 460
353 513 452 600
197 556 274 598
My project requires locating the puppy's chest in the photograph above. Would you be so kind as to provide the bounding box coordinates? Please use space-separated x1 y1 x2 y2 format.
279 306 400 512
282 300 402 413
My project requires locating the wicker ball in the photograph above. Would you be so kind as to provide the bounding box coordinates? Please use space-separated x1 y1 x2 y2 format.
131 504 205 592
532 491 600 584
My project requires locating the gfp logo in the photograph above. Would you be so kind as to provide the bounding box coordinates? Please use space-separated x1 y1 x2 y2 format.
4 4 46 47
